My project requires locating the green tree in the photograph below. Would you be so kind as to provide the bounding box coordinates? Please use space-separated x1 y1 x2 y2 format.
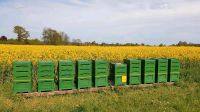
159 43 165 47
177 41 188 46
72 39 82 43
13 26 30 41
72 38 82 45
60 32 70 44
42 28 62 45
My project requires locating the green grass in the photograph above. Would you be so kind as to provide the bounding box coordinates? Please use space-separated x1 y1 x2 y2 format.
0 62 200 112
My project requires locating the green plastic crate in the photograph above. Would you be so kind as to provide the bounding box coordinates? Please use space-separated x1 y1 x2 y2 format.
93 59 109 69
58 60 75 79
168 59 180 82
13 61 32 69
129 75 141 85
58 60 75 90
59 78 74 90
77 60 92 77
77 60 92 70
124 59 142 85
77 77 92 89
76 60 92 89
78 70 92 77
58 60 75 77
13 61 32 81
13 81 32 94
12 61 32 94
38 80 54 92
110 75 127 86
13 71 32 81
110 63 127 86
142 59 156 84
92 60 109 87
93 76 108 87
156 59 168 83
95 69 109 76
37 61 54 80
111 63 127 75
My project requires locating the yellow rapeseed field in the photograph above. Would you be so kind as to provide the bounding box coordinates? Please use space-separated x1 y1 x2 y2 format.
0 44 200 112
0 44 200 66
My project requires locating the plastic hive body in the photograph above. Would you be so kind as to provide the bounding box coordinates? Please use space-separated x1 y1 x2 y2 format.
76 60 92 89
168 59 180 82
141 59 156 84
155 59 168 83
110 63 127 86
92 60 109 87
124 59 142 85
58 60 75 90
37 61 55 92
13 61 32 94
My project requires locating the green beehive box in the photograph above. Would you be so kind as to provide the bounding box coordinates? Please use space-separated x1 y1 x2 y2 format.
124 59 142 85
37 61 55 92
76 60 92 89
77 60 92 70
13 61 32 69
13 71 32 81
13 61 32 81
58 79 74 90
77 60 92 77
13 81 32 94
112 63 127 75
78 70 92 77
38 80 54 92
92 60 109 87
93 60 109 69
93 76 108 87
13 61 32 93
156 59 168 83
168 59 180 82
37 61 54 80
142 59 156 84
77 77 92 89
110 63 127 86
58 60 75 78
58 60 75 90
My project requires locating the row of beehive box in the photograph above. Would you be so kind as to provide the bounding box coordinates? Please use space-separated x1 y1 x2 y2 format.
12 59 180 94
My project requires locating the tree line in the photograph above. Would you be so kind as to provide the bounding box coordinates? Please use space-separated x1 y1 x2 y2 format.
0 25 199 46
0 25 82 45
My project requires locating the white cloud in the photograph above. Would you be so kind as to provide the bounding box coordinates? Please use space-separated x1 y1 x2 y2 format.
0 0 200 44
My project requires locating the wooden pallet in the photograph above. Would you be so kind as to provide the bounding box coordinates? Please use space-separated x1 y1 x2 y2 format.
17 82 175 97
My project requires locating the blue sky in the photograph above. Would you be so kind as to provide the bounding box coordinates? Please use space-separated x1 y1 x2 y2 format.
0 0 200 45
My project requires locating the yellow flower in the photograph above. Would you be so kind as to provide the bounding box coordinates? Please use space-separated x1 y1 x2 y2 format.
0 44 199 68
